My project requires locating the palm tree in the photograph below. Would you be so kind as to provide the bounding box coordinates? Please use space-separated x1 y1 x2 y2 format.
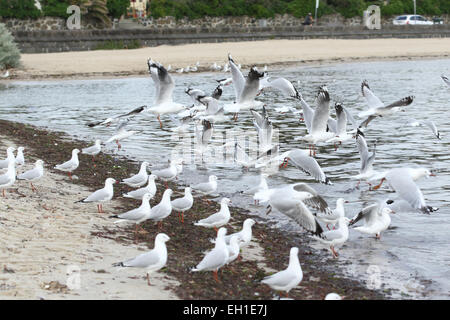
72 0 112 27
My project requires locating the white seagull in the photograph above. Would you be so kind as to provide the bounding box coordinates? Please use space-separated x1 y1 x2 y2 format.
358 80 414 128
54 148 80 179
223 218 255 248
15 147 25 166
113 233 170 286
0 161 16 197
17 159 44 192
226 235 241 264
191 175 218 197
194 197 231 231
261 247 303 298
148 188 173 229
121 161 149 188
151 158 183 188
76 177 117 213
0 147 16 169
145 59 186 128
171 187 194 223
349 201 395 240
123 174 157 200
313 216 351 258
316 198 347 230
105 119 139 151
111 193 153 241
191 227 229 282
353 129 377 185
82 139 102 159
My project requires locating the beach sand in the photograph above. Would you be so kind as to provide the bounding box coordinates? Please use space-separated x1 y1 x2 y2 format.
14 38 450 80
0 120 387 300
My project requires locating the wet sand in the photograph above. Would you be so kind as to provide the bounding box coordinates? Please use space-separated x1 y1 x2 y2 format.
0 120 387 300
12 38 450 80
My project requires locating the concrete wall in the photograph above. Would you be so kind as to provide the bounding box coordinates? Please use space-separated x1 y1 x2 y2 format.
12 24 450 53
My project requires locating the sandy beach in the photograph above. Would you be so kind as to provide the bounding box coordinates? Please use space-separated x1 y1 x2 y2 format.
13 38 450 80
0 120 387 300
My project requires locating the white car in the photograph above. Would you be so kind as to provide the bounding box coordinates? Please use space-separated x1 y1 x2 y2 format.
393 15 433 25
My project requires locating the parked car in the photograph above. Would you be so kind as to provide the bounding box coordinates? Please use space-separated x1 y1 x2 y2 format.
393 15 433 25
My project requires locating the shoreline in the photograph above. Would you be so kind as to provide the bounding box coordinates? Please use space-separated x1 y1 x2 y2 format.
0 119 387 300
6 38 450 81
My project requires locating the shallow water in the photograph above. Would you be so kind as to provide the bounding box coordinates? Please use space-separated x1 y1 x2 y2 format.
1 58 450 299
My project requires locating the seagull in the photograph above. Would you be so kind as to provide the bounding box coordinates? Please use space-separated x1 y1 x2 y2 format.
195 119 214 155
325 293 343 300
145 59 186 128
261 247 303 298
441 75 450 87
82 139 102 160
191 175 218 199
17 159 44 192
255 183 330 236
121 161 149 188
1 70 9 78
226 235 241 264
0 161 16 197
302 86 335 156
259 77 301 100
358 80 414 128
15 147 25 166
147 188 173 229
241 174 268 203
406 119 441 140
277 149 331 184
251 107 274 153
105 119 139 151
171 187 193 223
353 129 377 185
54 148 80 179
151 159 183 188
313 217 351 258
194 197 231 231
0 147 16 169
86 106 147 128
191 227 229 282
326 103 356 147
223 218 255 248
111 193 153 241
113 233 170 286
194 95 227 122
185 88 206 107
210 62 222 71
371 167 436 214
316 198 348 230
224 54 265 119
175 67 184 73
349 201 395 240
123 174 157 200
76 177 117 213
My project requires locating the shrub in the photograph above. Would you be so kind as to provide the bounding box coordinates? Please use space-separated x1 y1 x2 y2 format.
107 0 130 19
41 0 71 18
0 23 21 69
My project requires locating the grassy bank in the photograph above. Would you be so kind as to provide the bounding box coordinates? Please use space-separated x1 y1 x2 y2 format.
0 119 387 300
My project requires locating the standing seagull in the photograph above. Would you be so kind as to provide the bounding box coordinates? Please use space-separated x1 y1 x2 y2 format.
145 59 186 128
17 159 44 192
194 198 231 232
261 247 303 298
0 147 16 169
316 198 347 230
111 193 153 242
190 175 218 200
152 159 183 188
15 147 25 166
171 187 193 223
121 161 149 188
358 80 414 128
223 218 256 248
123 174 157 200
82 139 102 164
54 148 80 179
76 177 117 213
192 227 229 283
113 233 170 286
313 217 351 258
148 188 173 229
0 161 16 197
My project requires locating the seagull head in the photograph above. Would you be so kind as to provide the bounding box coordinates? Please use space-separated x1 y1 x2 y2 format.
155 233 170 243
105 177 117 185
244 218 256 228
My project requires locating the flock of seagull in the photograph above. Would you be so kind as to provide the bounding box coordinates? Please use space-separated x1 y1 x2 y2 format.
2 55 449 299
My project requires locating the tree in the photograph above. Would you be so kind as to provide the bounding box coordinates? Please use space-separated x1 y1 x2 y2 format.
0 23 21 70
0 0 42 19
107 0 130 19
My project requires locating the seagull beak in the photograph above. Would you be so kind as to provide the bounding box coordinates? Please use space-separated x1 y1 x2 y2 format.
430 173 436 177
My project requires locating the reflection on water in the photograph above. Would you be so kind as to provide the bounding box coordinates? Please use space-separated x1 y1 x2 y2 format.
1 59 450 299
